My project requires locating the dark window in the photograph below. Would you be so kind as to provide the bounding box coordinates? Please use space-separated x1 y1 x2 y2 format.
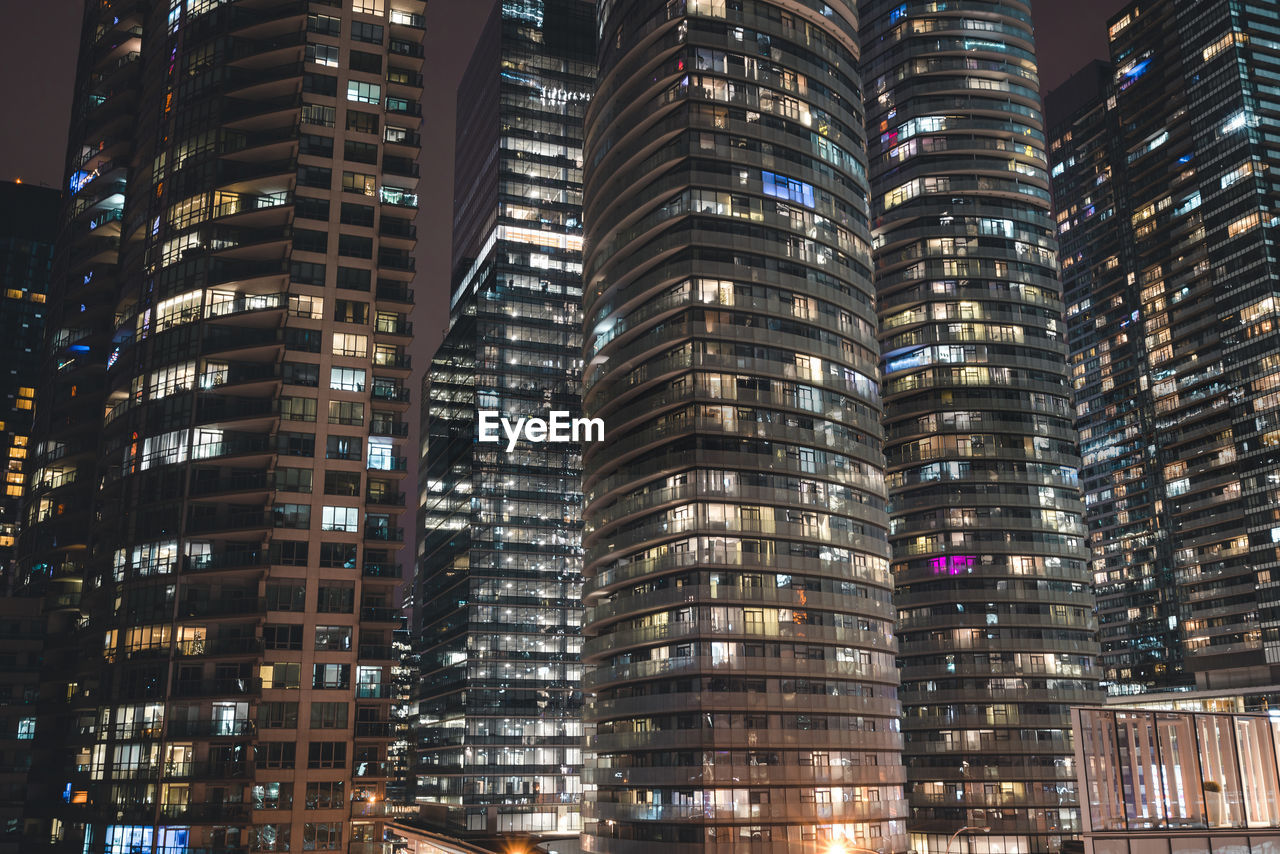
340 203 374 227
300 134 334 157
290 260 326 285
307 741 347 769
349 50 382 73
256 742 297 769
317 584 355 613
306 13 340 35
294 197 330 222
343 139 378 164
338 235 373 258
284 328 322 353
258 701 299 729
294 229 328 253
319 542 357 568
265 582 306 611
302 73 337 96
271 538 309 565
264 624 303 650
282 362 320 387
351 21 383 43
324 471 362 496
304 781 344 810
346 109 378 135
336 266 371 291
297 165 332 189
276 431 315 458
274 468 314 494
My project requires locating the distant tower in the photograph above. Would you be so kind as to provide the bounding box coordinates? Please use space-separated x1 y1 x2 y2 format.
582 1 908 850
1051 0 1280 692
414 0 595 843
860 2 1102 852
20 1 425 850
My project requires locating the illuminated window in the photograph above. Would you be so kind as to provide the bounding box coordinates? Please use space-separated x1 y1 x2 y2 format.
331 333 368 358
330 367 366 392
346 81 381 104
307 43 339 67
342 171 376 196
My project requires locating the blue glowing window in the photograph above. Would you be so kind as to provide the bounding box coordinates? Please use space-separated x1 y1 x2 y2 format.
890 3 907 23
762 171 815 208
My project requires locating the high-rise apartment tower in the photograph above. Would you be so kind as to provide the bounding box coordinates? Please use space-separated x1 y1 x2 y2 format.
413 0 594 842
1050 0 1280 692
860 2 1103 852
581 1 908 851
19 1 424 851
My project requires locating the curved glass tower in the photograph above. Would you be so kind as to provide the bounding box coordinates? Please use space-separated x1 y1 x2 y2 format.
582 1 906 851
859 2 1101 853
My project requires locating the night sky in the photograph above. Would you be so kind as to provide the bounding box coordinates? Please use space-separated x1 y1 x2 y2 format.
1 0 1125 359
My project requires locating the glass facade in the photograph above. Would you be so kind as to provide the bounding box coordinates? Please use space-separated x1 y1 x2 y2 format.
1047 63 1185 698
1050 0 1280 692
19 1 423 851
860 1 1102 852
581 0 907 850
1073 707 1280 854
413 0 594 840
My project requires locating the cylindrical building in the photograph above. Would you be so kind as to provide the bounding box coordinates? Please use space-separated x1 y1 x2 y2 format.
581 1 907 851
859 2 1102 853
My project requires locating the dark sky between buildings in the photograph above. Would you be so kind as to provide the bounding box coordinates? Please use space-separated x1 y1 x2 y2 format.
2 0 1123 361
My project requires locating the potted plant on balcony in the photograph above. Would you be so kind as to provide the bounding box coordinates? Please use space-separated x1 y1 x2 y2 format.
1203 781 1224 826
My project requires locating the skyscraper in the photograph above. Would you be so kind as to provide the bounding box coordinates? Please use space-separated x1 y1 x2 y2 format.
0 181 58 582
581 1 907 851
0 179 58 854
860 2 1102 852
1050 0 1280 692
20 1 424 851
1047 63 1186 697
413 0 594 842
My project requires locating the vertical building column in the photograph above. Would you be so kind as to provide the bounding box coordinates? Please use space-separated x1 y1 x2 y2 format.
582 1 907 851
859 2 1102 852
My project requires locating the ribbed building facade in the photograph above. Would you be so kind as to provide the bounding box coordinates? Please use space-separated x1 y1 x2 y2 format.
1049 0 1280 692
860 2 1102 852
413 0 594 840
1047 63 1186 697
581 1 907 851
19 1 423 851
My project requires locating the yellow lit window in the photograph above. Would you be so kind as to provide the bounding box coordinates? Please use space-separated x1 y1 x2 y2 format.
18 387 34 398
14 400 31 411
5 289 22 300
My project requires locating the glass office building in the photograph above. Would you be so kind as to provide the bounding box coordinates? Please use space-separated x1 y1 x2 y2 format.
1047 62 1186 697
413 0 594 841
581 0 908 850
1073 707 1280 854
19 1 424 851
1049 0 1280 693
860 2 1102 852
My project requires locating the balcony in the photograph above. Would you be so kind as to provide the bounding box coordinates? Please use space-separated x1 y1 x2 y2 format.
358 643 398 659
360 607 401 624
165 717 257 738
365 492 406 508
171 677 263 698
185 511 274 536
362 561 402 579
370 386 410 403
369 418 409 437
377 249 415 272
374 316 413 335
375 281 414 304
364 525 405 543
